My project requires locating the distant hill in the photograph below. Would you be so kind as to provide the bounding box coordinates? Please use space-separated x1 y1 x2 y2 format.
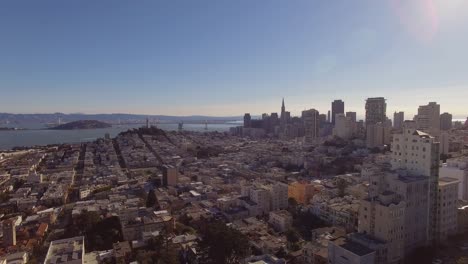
0 113 244 125
50 120 112 130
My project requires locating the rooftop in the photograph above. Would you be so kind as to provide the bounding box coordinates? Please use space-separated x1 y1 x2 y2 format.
439 177 460 186
44 236 84 264
333 237 374 257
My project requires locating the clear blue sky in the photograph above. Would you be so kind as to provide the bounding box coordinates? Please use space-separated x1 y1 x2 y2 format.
1 0 467 118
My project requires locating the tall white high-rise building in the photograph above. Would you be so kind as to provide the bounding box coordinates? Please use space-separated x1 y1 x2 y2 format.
359 191 406 263
391 129 440 245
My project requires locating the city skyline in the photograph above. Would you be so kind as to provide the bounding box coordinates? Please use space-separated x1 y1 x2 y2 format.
1 1 468 117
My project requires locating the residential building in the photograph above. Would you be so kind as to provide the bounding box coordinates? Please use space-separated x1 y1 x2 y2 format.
2 219 16 246
328 236 376 264
162 165 178 186
440 158 468 200
334 114 356 140
365 97 386 125
365 122 390 148
119 208 174 241
332 100 345 125
436 177 459 243
346 111 357 123
269 210 293 232
458 202 468 234
393 111 404 130
348 233 388 264
440 132 450 155
415 102 440 136
440 112 452 131
44 236 85 264
365 98 387 148
0 252 29 264
391 128 440 245
358 192 405 263
302 109 320 142
242 182 288 215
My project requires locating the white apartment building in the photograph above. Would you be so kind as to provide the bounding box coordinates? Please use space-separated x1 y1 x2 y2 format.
359 192 405 263
440 158 468 200
391 129 439 177
242 182 288 215
44 236 85 264
386 173 430 253
391 128 440 245
437 177 459 243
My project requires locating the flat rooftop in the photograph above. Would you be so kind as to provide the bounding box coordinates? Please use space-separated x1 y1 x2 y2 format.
333 237 374 257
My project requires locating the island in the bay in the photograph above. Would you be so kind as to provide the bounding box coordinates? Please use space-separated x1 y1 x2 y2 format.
49 120 112 130
0 127 26 131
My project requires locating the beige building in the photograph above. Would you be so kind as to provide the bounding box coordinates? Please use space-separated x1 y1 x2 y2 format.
268 210 293 232
440 132 450 155
436 177 459 243
242 182 288 215
391 129 440 244
415 102 440 137
366 122 390 149
359 192 405 263
334 114 356 140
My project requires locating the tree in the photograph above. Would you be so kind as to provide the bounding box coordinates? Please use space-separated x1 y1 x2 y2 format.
286 229 300 244
288 197 299 216
146 189 157 208
0 191 11 203
199 221 250 264
275 247 287 259
292 211 328 240
336 178 348 197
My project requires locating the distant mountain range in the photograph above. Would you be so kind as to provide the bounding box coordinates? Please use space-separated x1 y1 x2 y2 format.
0 113 245 125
